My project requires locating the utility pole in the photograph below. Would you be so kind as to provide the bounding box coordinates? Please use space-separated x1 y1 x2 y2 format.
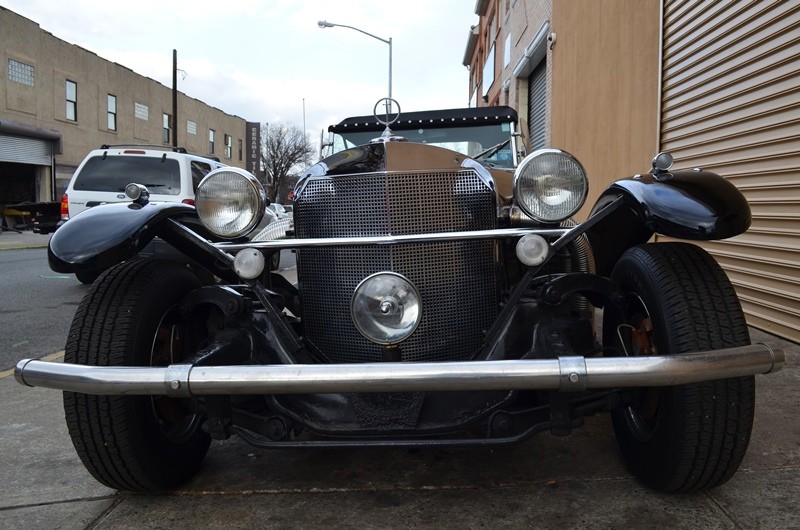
172 49 178 148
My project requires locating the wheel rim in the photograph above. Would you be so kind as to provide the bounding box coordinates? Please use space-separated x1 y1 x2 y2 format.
614 293 663 443
149 303 203 444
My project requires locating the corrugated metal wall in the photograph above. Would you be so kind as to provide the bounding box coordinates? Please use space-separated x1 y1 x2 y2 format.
660 0 800 342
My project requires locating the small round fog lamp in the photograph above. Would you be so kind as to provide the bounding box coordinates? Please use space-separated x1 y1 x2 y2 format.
233 248 265 280
351 272 422 345
516 234 550 266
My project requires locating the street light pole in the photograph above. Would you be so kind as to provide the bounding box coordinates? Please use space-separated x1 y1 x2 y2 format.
318 20 392 101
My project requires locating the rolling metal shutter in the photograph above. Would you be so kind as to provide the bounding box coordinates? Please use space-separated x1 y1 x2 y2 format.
0 134 53 165
660 0 800 342
528 60 547 151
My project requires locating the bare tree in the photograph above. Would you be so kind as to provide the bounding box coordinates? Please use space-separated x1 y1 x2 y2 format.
260 122 314 202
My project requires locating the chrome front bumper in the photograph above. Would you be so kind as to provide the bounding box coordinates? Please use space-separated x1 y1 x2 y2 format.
15 343 784 397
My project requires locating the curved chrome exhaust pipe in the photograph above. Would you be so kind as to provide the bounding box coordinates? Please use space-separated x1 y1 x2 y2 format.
15 343 784 397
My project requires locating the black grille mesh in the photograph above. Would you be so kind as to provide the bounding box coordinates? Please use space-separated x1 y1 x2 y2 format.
295 170 498 363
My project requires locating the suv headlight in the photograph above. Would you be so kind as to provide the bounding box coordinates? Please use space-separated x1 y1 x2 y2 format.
196 167 266 239
513 149 588 223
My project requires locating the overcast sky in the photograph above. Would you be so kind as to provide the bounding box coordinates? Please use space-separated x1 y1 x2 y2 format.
4 0 479 146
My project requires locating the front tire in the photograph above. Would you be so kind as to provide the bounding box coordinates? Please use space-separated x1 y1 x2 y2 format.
63 259 211 491
603 243 754 493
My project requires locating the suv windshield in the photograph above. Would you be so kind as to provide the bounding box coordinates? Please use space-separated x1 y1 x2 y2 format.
327 106 519 169
73 156 182 195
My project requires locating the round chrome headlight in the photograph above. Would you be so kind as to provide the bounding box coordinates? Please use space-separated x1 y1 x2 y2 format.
351 272 422 345
196 167 266 239
513 149 588 223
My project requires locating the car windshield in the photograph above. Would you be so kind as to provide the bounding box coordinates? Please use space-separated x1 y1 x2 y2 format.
331 122 516 168
73 155 182 195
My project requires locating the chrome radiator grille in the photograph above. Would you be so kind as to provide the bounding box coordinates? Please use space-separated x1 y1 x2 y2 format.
295 170 498 363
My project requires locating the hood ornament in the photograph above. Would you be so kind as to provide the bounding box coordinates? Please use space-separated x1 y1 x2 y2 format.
370 98 406 144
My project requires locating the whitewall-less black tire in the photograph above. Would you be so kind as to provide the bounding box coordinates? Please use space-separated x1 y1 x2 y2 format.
63 259 210 491
603 243 754 493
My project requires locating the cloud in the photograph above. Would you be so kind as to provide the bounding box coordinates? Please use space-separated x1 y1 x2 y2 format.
5 0 477 152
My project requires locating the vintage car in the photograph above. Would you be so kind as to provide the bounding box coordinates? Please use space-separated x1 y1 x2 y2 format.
15 101 785 494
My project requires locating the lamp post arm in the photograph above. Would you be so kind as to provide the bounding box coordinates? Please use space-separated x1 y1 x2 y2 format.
319 21 393 100
326 22 390 45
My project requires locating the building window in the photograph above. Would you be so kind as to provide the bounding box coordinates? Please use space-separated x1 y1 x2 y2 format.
187 120 197 135
135 102 149 120
163 113 171 144
482 44 496 99
238 139 243 161
224 134 232 158
209 129 215 153
8 59 35 86
107 94 117 131
66 80 77 121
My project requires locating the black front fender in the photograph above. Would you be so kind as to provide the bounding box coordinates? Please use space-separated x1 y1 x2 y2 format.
48 202 197 272
586 169 751 275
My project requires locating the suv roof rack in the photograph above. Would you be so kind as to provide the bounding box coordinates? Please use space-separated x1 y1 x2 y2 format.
99 144 188 153
98 144 220 162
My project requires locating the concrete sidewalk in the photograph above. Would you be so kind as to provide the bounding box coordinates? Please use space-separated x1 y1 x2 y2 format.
0 327 796 529
0 229 51 251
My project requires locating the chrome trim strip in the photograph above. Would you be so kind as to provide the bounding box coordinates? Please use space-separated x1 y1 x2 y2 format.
15 344 784 396
217 227 571 251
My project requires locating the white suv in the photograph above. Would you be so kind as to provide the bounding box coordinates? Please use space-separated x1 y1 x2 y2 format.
62 145 226 220
60 145 226 283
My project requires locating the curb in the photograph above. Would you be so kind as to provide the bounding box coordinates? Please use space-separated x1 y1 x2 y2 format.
0 244 49 251
0 232 51 251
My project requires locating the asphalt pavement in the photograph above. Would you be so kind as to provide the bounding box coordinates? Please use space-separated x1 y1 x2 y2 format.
1 229 798 528
0 228 51 251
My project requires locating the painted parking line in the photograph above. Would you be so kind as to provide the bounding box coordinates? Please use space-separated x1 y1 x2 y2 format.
0 350 64 380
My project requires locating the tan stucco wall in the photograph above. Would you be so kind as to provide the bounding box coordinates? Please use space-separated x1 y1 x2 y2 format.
550 0 661 219
466 1 659 220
